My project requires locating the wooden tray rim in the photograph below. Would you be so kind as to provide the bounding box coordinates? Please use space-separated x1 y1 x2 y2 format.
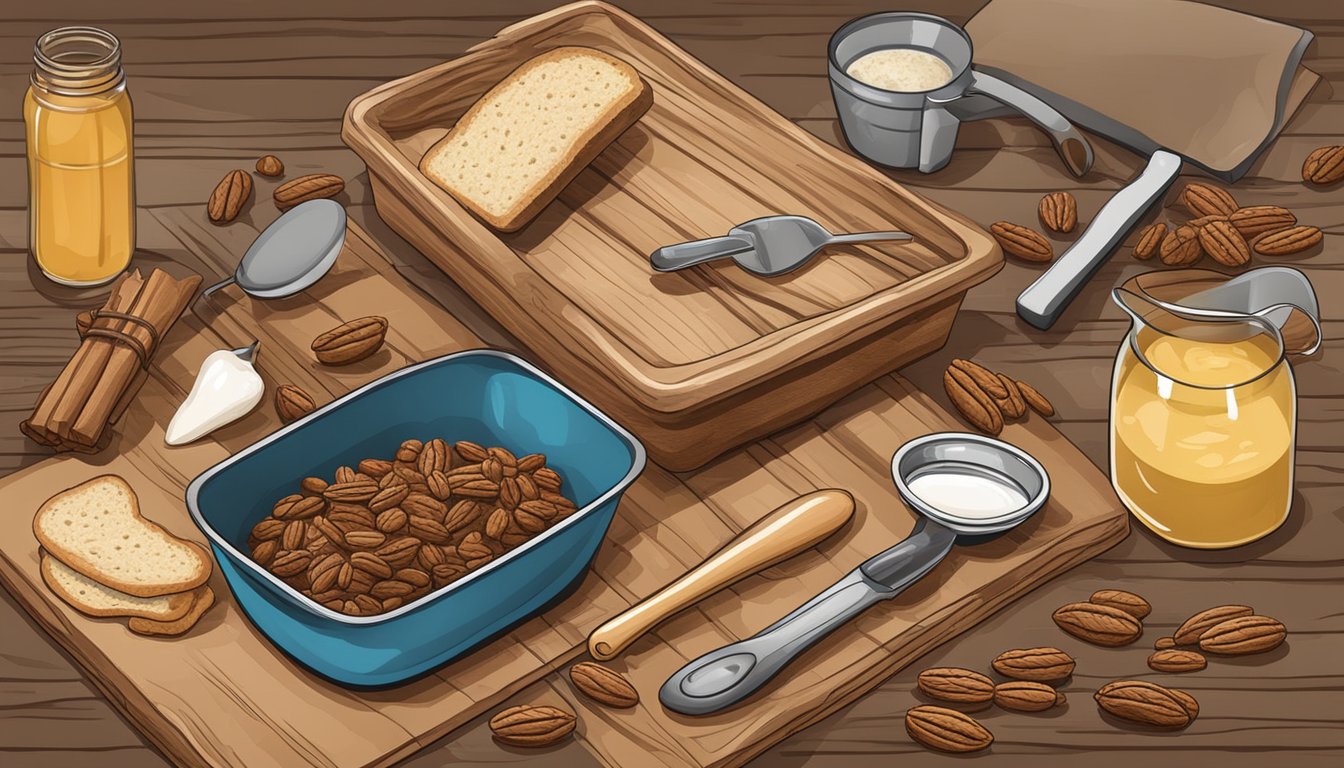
341 0 1002 412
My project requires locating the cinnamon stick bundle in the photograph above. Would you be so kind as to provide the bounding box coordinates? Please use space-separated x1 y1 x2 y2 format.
21 269 201 453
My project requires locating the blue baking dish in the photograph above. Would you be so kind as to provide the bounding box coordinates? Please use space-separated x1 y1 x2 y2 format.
186 350 644 687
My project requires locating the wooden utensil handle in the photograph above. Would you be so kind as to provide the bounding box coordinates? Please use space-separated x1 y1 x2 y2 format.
587 489 855 661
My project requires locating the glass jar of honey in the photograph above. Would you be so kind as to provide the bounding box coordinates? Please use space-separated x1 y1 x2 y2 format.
24 26 135 286
1110 269 1319 549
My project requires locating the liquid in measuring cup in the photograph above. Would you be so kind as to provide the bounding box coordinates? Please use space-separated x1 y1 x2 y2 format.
1111 326 1295 548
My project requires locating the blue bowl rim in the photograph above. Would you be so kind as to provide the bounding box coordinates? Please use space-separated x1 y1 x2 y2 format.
185 348 646 626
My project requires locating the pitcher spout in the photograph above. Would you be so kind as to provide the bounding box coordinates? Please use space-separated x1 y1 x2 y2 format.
1114 267 1321 357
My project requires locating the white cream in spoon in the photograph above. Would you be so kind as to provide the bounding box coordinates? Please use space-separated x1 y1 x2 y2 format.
165 345 264 446
907 471 1028 520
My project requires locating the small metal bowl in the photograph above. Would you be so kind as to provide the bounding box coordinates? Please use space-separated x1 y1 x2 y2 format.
891 432 1049 534
187 350 645 687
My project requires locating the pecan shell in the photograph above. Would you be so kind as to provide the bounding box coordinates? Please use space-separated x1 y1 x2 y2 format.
569 662 639 708
1052 602 1142 647
311 316 388 366
489 704 576 748
274 172 344 210
207 169 252 224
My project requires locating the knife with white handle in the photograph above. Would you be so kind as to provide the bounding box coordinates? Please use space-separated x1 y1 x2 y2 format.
1015 150 1183 330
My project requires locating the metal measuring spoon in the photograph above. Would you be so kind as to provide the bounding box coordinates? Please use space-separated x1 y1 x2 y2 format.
659 432 1049 715
201 199 347 300
650 215 911 277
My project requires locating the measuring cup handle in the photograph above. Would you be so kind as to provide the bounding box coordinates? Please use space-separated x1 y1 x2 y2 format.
967 70 1094 177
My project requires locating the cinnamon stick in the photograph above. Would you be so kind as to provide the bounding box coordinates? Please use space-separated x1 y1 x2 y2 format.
51 272 149 437
22 268 201 452
73 271 192 445
27 273 141 440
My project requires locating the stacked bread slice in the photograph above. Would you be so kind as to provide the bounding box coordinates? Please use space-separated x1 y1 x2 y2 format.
34 475 215 637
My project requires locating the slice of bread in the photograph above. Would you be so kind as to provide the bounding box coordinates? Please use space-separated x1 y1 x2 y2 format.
41 551 195 621
33 475 212 598
129 586 215 637
419 46 652 232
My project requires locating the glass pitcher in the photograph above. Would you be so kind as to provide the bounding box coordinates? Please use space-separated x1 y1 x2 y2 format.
1110 268 1320 549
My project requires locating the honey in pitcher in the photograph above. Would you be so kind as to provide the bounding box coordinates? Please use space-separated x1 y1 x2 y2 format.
24 27 135 286
1111 324 1295 548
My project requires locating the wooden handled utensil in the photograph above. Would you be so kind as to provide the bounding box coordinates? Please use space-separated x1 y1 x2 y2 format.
587 489 855 661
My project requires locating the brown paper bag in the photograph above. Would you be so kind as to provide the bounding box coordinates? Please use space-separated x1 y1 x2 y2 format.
965 0 1319 180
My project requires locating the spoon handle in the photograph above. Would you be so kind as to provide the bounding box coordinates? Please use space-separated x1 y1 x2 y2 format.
200 275 237 301
658 518 957 715
825 231 912 246
587 490 854 661
650 235 755 272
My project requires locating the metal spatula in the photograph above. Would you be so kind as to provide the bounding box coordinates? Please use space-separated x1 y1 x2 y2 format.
650 215 911 277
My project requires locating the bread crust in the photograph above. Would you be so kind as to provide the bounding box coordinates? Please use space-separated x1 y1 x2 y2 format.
33 474 213 598
418 46 653 232
129 586 216 637
40 552 195 621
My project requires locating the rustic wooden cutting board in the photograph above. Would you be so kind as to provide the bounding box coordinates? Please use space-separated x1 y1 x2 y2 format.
342 0 1002 470
0 215 1126 768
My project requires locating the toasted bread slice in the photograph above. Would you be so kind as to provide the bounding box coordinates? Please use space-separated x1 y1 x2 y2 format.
33 475 212 598
40 551 195 622
129 586 215 637
419 46 652 232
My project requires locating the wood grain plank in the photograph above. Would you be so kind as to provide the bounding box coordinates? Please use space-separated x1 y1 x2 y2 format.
2 1 1342 767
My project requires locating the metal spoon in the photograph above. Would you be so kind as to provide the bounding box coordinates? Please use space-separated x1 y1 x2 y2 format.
650 215 912 276
201 199 347 300
659 433 1049 715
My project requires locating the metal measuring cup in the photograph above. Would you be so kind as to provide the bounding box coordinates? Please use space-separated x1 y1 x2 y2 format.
828 12 1093 176
660 432 1050 715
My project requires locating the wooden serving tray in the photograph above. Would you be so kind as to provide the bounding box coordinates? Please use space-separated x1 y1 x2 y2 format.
0 214 1125 768
342 1 1001 470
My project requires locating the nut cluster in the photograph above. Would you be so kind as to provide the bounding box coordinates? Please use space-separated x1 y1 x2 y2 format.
907 647 1073 753
906 589 1289 753
991 162 1331 269
246 438 577 617
942 358 1053 436
206 154 345 224
485 661 640 750
986 191 1080 263
1134 182 1322 266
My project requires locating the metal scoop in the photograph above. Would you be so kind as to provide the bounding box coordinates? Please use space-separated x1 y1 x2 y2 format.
659 432 1049 715
201 199 347 300
650 215 911 276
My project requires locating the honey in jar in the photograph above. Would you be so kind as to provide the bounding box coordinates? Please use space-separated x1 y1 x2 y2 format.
1109 269 1318 549
1111 324 1294 548
24 26 135 286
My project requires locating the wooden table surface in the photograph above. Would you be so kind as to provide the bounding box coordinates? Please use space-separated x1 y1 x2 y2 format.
1 1 1339 765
